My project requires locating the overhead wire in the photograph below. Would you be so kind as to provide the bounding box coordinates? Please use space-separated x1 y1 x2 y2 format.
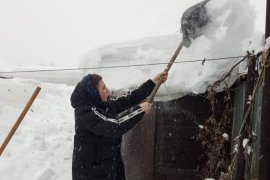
0 55 245 74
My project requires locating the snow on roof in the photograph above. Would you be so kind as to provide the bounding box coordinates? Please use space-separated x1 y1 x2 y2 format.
79 0 264 100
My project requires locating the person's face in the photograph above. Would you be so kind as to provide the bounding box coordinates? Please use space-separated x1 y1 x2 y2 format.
96 80 109 102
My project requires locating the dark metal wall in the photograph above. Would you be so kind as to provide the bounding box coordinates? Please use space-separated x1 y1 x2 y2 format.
123 93 227 180
153 94 213 180
122 107 156 180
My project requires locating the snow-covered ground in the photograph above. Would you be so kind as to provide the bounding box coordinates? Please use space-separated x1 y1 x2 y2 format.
0 78 74 180
0 0 267 179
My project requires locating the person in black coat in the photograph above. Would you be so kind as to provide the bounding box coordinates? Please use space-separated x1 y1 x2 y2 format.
70 72 167 180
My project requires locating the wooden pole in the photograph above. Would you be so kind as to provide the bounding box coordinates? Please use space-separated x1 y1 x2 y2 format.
258 0 270 179
0 86 41 156
147 40 184 103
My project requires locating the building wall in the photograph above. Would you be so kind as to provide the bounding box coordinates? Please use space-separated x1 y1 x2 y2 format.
122 93 226 180
153 95 213 180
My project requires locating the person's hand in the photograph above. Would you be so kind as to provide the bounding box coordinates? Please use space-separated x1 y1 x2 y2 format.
139 102 152 114
152 72 168 85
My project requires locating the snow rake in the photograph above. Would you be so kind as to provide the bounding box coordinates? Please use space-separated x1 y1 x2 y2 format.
147 0 211 103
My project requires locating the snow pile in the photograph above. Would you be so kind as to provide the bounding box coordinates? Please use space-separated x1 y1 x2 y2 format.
0 60 13 78
0 79 74 180
80 0 264 100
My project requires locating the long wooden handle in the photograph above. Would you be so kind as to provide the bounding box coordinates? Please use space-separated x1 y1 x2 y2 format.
0 86 41 156
147 40 184 103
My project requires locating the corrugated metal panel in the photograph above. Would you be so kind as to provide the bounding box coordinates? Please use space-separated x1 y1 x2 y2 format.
232 81 263 179
249 85 263 179
232 84 246 141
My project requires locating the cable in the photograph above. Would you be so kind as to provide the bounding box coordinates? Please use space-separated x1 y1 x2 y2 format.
0 55 245 74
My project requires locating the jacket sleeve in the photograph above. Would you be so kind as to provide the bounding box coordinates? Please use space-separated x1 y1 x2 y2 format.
75 105 145 138
107 79 155 114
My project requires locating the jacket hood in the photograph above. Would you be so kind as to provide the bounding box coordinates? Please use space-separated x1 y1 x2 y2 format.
70 74 105 109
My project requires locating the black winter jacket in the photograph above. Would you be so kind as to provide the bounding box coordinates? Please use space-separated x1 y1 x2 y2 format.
70 78 155 180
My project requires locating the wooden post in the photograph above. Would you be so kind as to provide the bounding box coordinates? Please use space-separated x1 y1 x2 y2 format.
266 0 270 39
258 0 270 179
0 87 41 156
